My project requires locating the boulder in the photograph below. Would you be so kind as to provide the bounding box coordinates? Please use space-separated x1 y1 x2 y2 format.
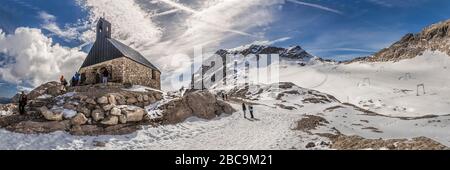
39 106 63 121
143 95 149 101
63 103 76 110
137 95 144 102
217 100 236 114
148 95 156 103
102 104 115 111
91 109 105 122
162 91 236 124
46 85 63 96
108 95 117 105
77 106 91 117
123 107 145 122
10 120 69 134
71 113 88 125
118 115 127 124
126 97 138 104
184 91 218 119
101 116 118 125
110 107 121 116
85 98 96 105
97 96 109 104
117 98 126 105
153 93 163 100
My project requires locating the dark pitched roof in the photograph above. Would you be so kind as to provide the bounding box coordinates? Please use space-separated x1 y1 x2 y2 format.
108 39 160 72
80 38 160 72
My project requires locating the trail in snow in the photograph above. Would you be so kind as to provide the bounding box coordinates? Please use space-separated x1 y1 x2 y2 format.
0 103 316 150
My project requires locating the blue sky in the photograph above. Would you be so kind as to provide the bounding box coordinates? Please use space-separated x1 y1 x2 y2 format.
0 0 449 97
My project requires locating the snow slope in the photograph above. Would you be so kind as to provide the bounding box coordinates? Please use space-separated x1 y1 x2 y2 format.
0 82 448 149
281 51 450 117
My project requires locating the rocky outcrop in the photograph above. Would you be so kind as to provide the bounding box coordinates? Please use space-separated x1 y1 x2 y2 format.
1 82 237 135
354 19 450 62
160 90 236 124
1 82 164 135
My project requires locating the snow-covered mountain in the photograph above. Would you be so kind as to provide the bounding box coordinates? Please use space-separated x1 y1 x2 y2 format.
353 19 450 62
224 44 315 60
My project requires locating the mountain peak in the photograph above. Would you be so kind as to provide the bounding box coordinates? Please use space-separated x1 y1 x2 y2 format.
220 43 314 60
363 19 450 62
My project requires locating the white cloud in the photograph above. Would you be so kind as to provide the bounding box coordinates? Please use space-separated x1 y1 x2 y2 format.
77 0 283 90
77 0 163 49
0 28 86 87
286 0 343 15
39 11 80 41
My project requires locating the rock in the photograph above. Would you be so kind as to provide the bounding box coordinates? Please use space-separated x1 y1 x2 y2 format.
217 100 236 114
184 91 218 119
39 106 63 121
143 95 149 101
97 96 109 104
70 125 100 136
123 107 145 122
71 113 88 125
306 142 316 148
63 103 76 110
117 98 126 105
10 120 69 134
118 115 127 124
91 109 105 122
46 85 63 96
153 93 163 100
77 106 91 117
102 104 115 111
137 95 144 102
75 94 88 101
126 97 138 104
85 98 96 105
110 107 121 116
101 116 118 125
148 95 156 103
108 95 117 105
62 109 77 119
162 91 236 124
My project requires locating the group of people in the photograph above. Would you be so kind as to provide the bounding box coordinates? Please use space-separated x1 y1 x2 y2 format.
221 92 229 101
242 102 255 119
70 72 81 87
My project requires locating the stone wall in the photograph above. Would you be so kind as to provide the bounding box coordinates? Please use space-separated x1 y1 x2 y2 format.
79 57 161 89
79 57 125 85
122 57 161 90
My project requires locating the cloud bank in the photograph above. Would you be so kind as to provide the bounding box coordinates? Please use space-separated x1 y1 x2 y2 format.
0 28 86 87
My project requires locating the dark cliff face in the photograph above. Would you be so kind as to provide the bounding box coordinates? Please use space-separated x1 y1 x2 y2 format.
358 19 450 62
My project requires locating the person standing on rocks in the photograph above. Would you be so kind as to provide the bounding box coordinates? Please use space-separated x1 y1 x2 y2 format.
18 91 27 115
249 104 255 119
60 75 68 91
102 69 109 85
242 102 247 118
74 72 81 86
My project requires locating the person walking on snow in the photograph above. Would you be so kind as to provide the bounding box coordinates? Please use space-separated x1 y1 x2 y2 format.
18 91 27 115
102 69 109 85
242 102 247 118
249 105 255 119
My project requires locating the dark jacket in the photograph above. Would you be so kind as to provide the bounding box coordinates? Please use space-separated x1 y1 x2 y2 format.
19 94 27 105
102 69 109 77
242 103 246 110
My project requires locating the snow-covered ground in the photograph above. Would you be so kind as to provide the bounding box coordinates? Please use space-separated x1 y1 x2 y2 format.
0 82 448 149
1 51 449 149
283 51 450 117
